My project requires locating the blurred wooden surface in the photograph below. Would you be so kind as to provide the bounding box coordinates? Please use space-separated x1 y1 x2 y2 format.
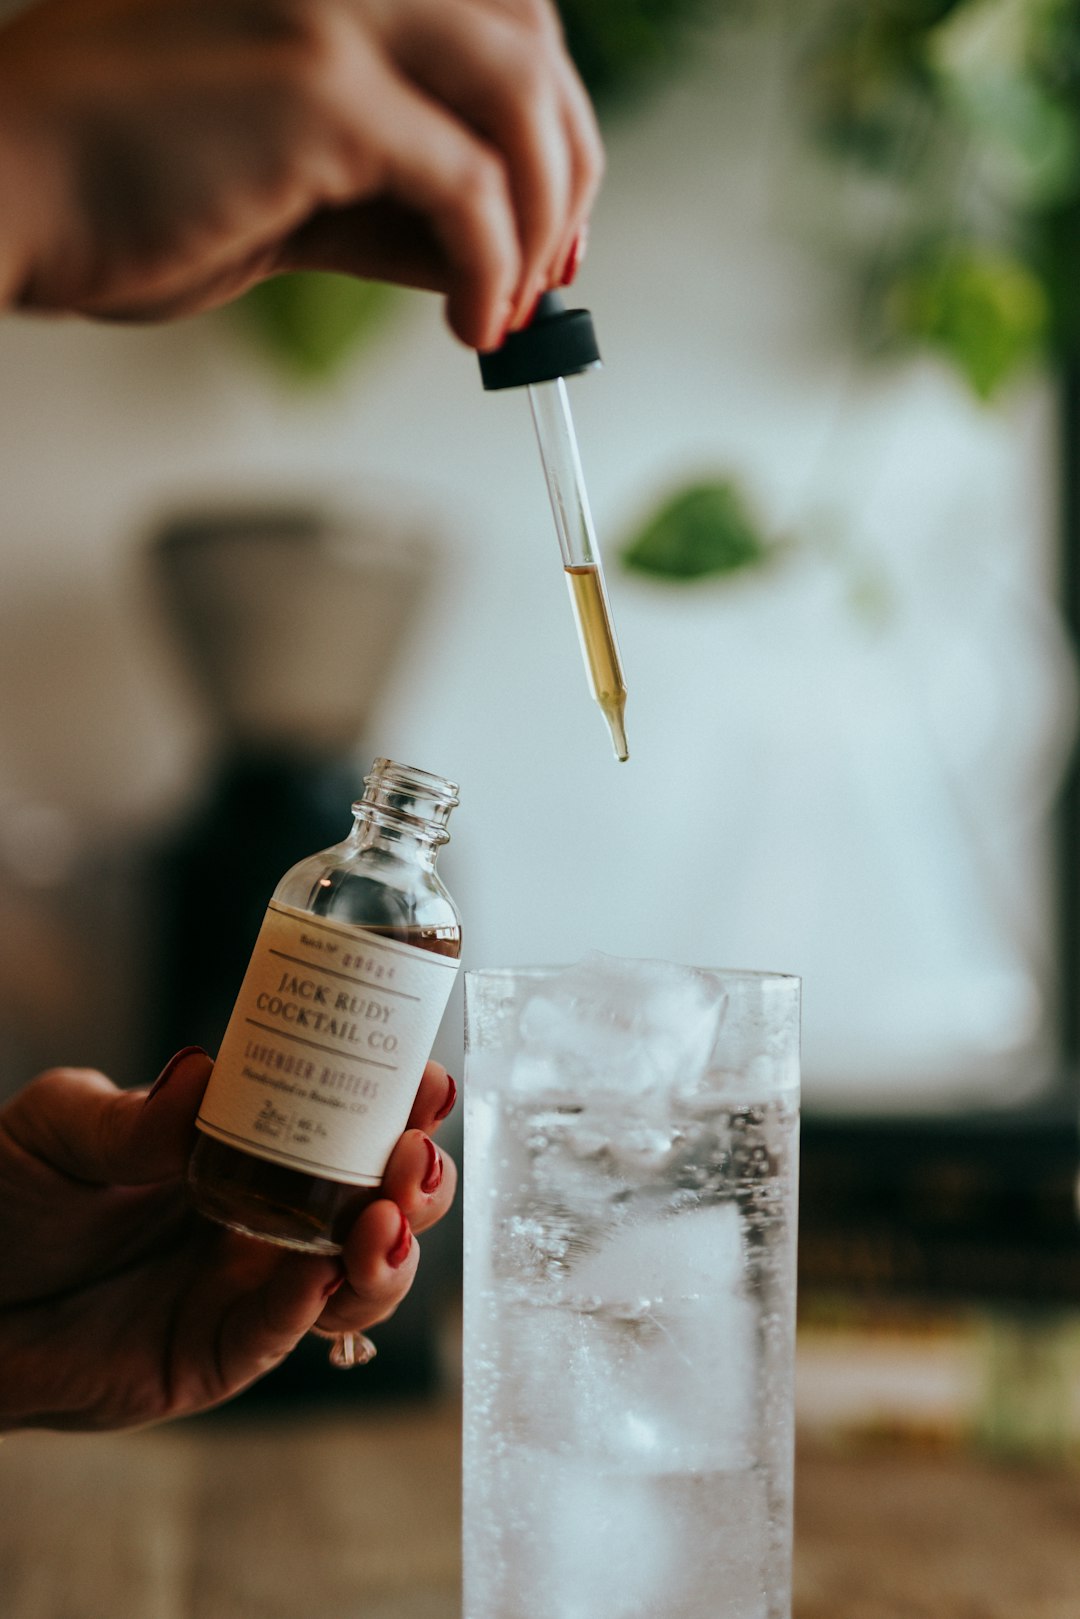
2 1398 1079 1618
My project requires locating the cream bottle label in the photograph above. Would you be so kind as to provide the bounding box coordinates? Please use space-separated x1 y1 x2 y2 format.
196 901 460 1185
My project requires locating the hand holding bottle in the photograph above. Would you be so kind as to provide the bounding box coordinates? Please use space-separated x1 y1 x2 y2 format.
0 1047 457 1432
0 0 602 347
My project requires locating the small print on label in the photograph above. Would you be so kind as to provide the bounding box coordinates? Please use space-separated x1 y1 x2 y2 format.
196 903 460 1184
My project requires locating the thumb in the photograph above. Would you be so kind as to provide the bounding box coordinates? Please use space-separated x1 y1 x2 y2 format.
4 1049 213 1187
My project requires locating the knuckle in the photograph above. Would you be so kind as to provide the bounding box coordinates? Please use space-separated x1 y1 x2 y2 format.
508 0 557 41
457 146 509 214
25 1064 67 1099
571 108 605 188
584 129 607 185
27 1065 102 1103
270 1 355 99
503 44 549 107
452 157 518 281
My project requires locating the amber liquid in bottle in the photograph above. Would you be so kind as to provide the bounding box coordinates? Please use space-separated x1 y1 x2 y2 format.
187 761 461 1254
188 927 460 1252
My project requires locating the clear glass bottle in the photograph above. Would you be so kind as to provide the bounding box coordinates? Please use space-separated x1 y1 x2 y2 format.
187 759 462 1254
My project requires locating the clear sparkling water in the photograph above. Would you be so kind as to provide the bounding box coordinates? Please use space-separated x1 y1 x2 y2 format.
464 1077 799 1619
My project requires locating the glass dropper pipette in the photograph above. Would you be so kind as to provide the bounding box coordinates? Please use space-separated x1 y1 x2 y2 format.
479 291 629 761
527 374 628 760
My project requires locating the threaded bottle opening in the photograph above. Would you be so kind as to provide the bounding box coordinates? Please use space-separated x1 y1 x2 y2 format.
355 758 460 845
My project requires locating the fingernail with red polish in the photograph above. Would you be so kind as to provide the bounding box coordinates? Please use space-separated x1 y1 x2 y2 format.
559 228 587 288
433 1074 457 1122
147 1045 207 1102
421 1138 443 1196
387 1209 412 1269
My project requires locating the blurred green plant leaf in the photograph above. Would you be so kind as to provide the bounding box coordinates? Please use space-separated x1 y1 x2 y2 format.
236 273 399 381
885 243 1048 396
807 15 939 172
1029 0 1080 98
621 481 772 581
944 70 1079 205
801 0 1080 396
929 0 1078 206
929 0 1032 76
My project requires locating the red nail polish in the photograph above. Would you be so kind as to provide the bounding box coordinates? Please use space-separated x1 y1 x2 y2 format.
421 1138 443 1196
433 1074 457 1122
559 229 587 288
147 1045 207 1101
387 1209 412 1269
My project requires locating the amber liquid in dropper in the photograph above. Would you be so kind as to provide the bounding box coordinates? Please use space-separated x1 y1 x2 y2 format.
565 563 629 761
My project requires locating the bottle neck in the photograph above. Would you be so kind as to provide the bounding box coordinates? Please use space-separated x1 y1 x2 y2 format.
349 758 459 868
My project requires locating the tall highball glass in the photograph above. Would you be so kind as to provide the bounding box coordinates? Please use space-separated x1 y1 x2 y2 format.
463 963 800 1619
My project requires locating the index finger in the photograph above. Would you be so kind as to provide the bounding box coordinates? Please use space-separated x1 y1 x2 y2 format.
405 1061 457 1134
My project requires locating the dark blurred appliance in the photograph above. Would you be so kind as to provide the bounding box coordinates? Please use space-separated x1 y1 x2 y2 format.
149 506 451 1403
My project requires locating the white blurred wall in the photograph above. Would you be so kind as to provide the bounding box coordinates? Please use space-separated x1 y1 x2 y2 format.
0 14 1071 1107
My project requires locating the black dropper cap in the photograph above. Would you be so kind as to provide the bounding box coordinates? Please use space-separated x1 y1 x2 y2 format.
478 290 601 391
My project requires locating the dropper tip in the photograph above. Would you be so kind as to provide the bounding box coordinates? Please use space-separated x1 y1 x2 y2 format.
604 703 629 763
